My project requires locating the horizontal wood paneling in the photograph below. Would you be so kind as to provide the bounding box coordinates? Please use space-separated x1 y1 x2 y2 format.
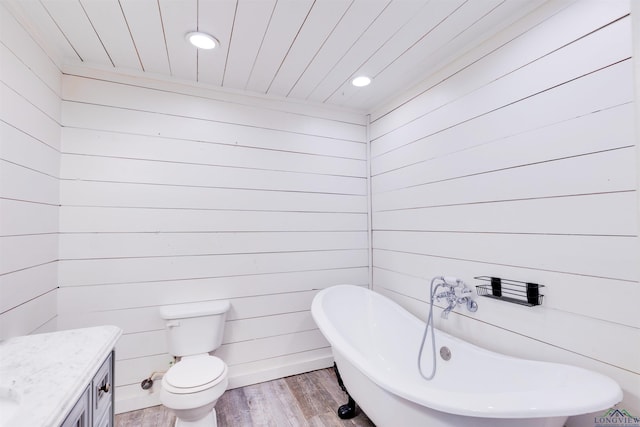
223 347 333 390
61 180 367 212
113 311 320 361
0 234 58 276
373 145 635 211
0 199 58 236
0 289 57 339
1 123 60 177
62 127 366 177
372 58 633 160
372 100 634 180
0 43 60 123
218 329 327 366
60 155 366 195
60 208 366 233
61 64 366 125
0 83 60 150
114 330 167 361
371 14 632 151
369 0 639 416
1 160 59 204
225 311 319 344
0 3 61 97
0 3 61 339
374 192 637 236
113 354 175 389
369 0 632 126
374 268 639 372
58 267 368 313
59 249 368 286
61 101 365 158
0 262 58 314
372 249 639 328
59 287 343 336
59 231 368 259
374 231 638 282
63 75 366 142
58 70 367 411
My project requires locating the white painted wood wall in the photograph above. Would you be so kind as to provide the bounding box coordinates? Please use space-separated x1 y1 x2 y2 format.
369 0 639 422
2 0 639 421
0 3 61 338
56 67 368 412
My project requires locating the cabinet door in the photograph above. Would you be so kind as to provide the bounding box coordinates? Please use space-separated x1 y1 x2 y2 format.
94 403 112 427
61 386 90 427
92 352 113 426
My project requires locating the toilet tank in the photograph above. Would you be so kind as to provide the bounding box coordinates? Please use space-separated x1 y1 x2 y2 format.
159 300 230 357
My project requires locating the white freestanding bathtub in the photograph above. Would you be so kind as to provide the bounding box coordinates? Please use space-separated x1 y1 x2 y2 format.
311 285 623 427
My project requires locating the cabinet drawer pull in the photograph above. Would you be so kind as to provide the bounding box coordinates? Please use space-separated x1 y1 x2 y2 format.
98 383 111 393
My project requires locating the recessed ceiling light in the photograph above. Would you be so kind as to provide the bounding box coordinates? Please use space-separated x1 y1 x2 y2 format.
186 32 219 50
351 76 372 87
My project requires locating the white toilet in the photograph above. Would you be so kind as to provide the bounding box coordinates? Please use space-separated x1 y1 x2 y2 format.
159 300 231 427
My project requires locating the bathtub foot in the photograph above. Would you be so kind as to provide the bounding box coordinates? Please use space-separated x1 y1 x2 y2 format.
338 396 357 419
333 363 358 419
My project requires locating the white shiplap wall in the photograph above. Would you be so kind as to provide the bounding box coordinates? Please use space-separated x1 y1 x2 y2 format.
56 67 368 412
3 0 639 421
0 3 61 339
370 0 639 422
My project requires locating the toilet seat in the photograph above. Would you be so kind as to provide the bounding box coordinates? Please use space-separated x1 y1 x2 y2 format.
163 355 227 394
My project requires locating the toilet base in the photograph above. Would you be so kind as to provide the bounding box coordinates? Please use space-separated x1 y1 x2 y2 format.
174 408 217 427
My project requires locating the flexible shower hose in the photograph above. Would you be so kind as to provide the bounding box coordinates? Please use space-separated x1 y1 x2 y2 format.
417 276 443 381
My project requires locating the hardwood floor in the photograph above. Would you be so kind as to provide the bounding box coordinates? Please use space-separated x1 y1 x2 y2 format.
116 368 375 427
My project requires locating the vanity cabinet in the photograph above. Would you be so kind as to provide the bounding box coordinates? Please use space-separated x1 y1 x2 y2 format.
92 352 114 426
61 352 114 427
60 386 90 427
0 326 122 427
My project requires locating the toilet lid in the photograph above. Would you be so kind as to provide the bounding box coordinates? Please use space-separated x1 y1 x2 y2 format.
164 356 226 391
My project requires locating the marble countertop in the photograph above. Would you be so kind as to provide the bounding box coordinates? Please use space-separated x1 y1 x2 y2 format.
0 326 122 427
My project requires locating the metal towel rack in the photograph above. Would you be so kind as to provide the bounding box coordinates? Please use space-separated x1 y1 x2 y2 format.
474 276 544 307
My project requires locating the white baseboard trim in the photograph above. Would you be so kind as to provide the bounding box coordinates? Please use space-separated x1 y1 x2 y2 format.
114 354 334 414
115 388 161 415
227 354 334 389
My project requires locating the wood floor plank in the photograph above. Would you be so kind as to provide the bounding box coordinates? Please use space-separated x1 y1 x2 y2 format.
283 369 373 427
115 404 175 427
114 408 142 427
141 405 175 426
269 377 309 427
284 372 320 419
216 387 253 427
314 368 351 412
115 368 375 427
244 381 299 427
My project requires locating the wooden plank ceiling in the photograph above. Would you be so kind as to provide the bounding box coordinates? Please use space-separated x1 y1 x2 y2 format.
6 0 546 111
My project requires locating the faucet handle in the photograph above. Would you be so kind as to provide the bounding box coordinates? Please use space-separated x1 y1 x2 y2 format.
442 276 460 287
451 282 471 298
434 291 450 302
